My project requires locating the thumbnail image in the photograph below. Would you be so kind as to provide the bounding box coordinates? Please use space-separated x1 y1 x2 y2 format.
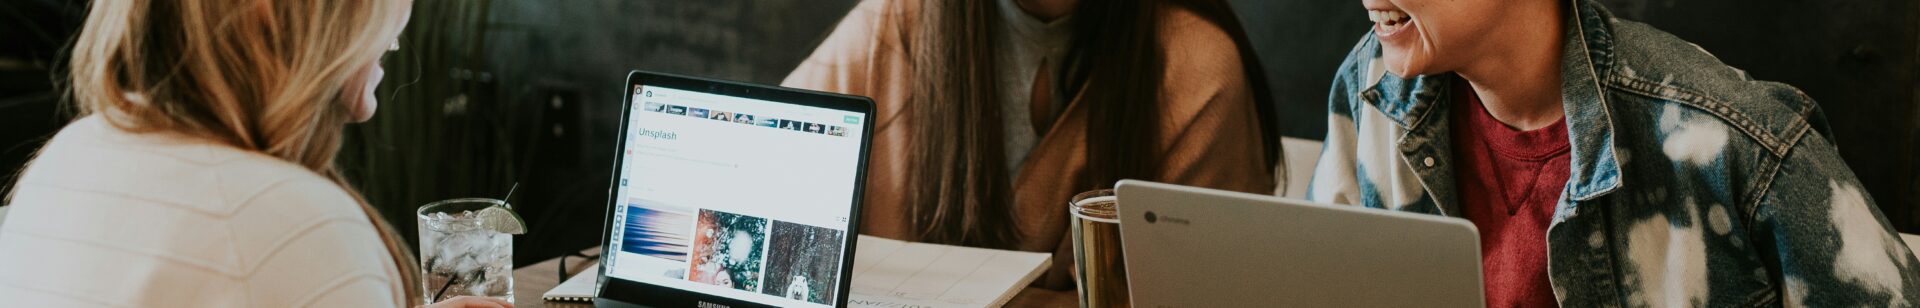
827 126 847 137
689 209 769 292
713 111 733 122
805 123 826 134
667 105 687 115
759 118 780 128
643 102 664 113
620 200 696 279
759 221 846 304
689 108 710 119
734 114 756 125
779 120 800 131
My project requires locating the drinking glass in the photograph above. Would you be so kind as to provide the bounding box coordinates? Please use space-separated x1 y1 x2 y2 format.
418 198 515 303
1069 189 1129 308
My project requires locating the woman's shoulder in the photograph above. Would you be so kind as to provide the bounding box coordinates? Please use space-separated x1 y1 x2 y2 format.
1156 5 1247 83
3 117 393 306
20 116 359 219
1152 5 1258 119
1601 20 1825 162
782 0 912 86
783 0 919 126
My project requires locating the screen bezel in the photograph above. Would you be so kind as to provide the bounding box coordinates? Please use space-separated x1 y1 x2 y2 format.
597 70 873 308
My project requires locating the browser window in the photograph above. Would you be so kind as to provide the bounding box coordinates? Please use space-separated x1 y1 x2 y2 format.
606 85 863 307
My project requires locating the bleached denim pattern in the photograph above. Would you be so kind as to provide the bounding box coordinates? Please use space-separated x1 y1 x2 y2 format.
1308 0 1920 306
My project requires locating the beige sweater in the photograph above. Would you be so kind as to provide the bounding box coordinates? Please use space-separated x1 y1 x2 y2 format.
782 0 1275 289
0 116 406 307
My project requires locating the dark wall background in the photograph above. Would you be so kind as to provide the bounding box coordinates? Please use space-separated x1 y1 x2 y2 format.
2 0 1915 266
343 0 872 265
0 0 85 198
479 0 867 264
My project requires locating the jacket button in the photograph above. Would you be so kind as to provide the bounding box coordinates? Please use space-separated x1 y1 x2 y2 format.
1423 157 1435 167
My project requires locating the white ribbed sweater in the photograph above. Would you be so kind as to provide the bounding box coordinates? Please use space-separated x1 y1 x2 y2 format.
0 116 405 307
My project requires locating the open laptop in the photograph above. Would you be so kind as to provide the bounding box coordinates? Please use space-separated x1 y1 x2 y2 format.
596 70 874 308
1113 180 1485 307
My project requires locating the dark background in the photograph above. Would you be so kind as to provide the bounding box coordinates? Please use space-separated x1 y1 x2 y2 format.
2 0 1915 267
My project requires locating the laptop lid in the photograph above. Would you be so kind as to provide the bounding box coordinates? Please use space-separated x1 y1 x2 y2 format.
1113 180 1484 307
598 70 873 308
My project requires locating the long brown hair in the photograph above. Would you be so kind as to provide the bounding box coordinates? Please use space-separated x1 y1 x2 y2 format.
904 0 1276 249
63 0 420 305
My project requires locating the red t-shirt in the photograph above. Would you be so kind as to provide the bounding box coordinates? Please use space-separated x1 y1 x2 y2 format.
1449 83 1568 307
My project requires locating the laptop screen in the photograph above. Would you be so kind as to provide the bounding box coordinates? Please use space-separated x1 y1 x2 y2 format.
606 83 863 307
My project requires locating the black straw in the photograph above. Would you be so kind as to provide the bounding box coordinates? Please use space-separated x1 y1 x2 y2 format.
433 275 459 302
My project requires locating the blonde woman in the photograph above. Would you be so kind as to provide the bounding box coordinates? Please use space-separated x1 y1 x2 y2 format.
0 0 507 307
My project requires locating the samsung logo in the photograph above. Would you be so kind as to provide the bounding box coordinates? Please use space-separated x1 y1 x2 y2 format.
848 299 935 308
697 302 730 308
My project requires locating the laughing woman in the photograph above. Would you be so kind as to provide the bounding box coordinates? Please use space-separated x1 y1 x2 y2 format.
784 0 1279 293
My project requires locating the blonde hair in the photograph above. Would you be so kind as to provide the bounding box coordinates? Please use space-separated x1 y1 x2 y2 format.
67 0 420 305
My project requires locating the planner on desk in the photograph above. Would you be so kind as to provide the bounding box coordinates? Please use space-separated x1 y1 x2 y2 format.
848 235 1052 308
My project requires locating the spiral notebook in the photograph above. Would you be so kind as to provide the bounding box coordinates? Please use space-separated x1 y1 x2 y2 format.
847 235 1052 308
542 264 599 302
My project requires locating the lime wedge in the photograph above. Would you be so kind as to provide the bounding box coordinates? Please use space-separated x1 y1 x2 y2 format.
477 206 527 235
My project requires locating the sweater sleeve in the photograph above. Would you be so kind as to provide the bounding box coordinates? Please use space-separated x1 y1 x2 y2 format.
1149 6 1275 195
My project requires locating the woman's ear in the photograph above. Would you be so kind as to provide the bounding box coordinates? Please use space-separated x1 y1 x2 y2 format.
345 62 383 122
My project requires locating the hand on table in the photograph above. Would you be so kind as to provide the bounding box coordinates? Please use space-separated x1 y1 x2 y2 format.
426 296 514 308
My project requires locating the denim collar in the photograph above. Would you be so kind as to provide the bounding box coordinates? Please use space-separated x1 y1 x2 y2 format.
1359 0 1624 202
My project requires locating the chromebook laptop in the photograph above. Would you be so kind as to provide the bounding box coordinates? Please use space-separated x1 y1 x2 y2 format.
1114 180 1485 307
597 70 873 308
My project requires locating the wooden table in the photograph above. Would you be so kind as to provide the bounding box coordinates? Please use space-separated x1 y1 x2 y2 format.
511 248 1078 308
512 248 600 308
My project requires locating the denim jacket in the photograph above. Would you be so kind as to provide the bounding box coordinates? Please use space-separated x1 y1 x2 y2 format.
1307 0 1920 306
